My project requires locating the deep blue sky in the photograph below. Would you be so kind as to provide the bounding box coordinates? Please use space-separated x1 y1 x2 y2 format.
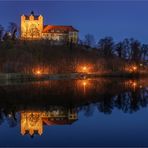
0 1 148 43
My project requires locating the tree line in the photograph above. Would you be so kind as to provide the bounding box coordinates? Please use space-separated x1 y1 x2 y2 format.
83 34 148 64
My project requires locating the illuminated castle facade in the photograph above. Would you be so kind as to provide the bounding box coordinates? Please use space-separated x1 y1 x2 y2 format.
21 107 77 136
21 11 79 43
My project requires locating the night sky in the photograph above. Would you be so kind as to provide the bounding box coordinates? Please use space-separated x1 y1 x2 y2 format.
0 1 148 43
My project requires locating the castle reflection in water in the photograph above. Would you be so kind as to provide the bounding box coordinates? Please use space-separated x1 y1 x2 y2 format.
21 107 77 136
0 78 147 136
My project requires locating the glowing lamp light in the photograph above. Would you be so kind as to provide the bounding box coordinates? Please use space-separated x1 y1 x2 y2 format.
131 81 137 91
82 66 88 73
83 66 87 71
132 82 137 87
133 66 137 71
35 70 41 75
82 80 87 94
128 80 138 90
83 81 87 86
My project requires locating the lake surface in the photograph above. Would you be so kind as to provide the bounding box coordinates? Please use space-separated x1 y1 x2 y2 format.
0 78 148 147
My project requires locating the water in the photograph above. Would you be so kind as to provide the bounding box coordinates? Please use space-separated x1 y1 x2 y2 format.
0 78 147 147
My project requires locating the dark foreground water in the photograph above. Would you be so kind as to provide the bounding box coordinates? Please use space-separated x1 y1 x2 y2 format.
0 78 147 147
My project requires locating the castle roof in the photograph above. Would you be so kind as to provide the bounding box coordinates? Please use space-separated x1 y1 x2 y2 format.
42 118 77 125
42 25 79 33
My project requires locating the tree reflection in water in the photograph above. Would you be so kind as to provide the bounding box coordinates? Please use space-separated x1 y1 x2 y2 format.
0 78 147 136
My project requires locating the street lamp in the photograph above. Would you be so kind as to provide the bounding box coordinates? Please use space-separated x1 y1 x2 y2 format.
82 66 87 73
35 70 41 75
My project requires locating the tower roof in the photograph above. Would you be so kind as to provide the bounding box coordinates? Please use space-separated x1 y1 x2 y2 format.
31 11 34 15
23 11 41 20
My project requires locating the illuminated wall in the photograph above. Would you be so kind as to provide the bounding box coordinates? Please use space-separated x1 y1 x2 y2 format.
21 14 43 39
68 32 78 44
21 112 43 136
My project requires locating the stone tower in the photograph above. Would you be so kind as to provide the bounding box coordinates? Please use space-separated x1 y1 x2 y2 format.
21 11 43 39
21 112 43 136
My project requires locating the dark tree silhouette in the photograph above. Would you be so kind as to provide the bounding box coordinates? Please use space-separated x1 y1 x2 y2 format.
130 39 141 64
8 22 18 40
141 44 148 62
0 25 4 41
98 37 114 57
122 38 131 59
84 34 95 48
115 42 125 58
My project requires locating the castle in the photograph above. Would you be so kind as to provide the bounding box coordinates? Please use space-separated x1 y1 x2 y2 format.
21 107 77 136
21 11 79 43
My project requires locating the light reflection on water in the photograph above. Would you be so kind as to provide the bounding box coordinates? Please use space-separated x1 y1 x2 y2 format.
0 78 147 146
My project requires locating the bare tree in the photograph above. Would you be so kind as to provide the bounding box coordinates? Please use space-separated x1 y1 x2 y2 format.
98 37 114 57
141 44 148 62
0 25 4 41
115 42 124 58
130 39 141 63
8 22 18 40
84 34 95 47
122 38 131 59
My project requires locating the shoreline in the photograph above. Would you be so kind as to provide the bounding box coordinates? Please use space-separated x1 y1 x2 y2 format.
0 72 147 82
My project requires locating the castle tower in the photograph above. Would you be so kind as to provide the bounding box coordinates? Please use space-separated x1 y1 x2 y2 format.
21 11 43 39
21 112 43 136
20 108 78 136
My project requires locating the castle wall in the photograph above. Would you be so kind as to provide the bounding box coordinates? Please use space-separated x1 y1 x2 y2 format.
69 31 78 43
42 32 68 41
21 15 43 39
